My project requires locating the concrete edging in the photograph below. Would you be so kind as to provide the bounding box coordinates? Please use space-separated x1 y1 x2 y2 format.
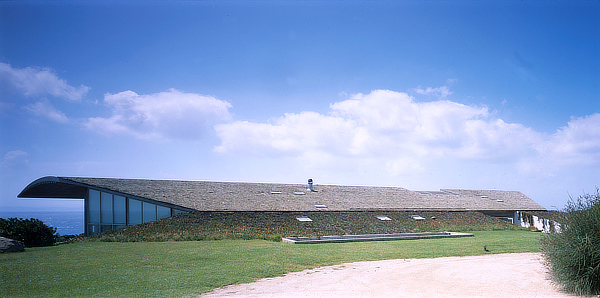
282 232 474 244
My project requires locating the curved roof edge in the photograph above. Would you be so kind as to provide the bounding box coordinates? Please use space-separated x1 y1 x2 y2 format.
18 176 87 199
18 176 196 212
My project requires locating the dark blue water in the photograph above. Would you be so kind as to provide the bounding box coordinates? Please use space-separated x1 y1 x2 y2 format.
0 211 84 236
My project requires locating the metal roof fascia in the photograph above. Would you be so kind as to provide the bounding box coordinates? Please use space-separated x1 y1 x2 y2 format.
62 177 196 212
18 176 86 199
19 176 195 213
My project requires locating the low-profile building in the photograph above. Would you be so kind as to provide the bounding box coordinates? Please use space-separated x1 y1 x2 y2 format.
18 176 546 235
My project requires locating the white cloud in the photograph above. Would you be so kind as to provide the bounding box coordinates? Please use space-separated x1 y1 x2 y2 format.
446 78 458 85
413 85 452 98
215 90 543 187
214 89 598 203
86 89 232 140
513 114 600 201
24 99 70 123
215 112 366 156
1 150 29 168
0 62 89 101
549 114 600 164
458 118 541 159
216 89 537 164
385 157 426 176
529 113 600 169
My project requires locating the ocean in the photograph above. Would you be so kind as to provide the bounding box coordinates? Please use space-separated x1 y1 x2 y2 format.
0 211 84 236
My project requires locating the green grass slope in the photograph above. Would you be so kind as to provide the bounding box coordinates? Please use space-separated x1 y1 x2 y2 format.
1 230 541 297
91 211 520 242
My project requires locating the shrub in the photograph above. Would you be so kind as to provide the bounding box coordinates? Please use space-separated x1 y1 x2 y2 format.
55 234 83 243
541 188 600 295
0 217 57 247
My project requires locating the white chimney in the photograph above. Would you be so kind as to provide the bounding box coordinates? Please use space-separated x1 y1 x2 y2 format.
308 178 317 192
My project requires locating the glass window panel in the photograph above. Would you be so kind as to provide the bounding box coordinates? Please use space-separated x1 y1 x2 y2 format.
157 206 171 219
172 209 187 215
88 189 101 224
101 192 113 224
128 199 142 225
143 202 156 223
87 224 100 235
113 195 126 224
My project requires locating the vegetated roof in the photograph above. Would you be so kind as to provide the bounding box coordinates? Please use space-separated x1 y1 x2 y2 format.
19 176 546 212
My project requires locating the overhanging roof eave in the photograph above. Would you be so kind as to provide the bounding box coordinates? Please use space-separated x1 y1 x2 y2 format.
18 176 195 212
18 176 87 199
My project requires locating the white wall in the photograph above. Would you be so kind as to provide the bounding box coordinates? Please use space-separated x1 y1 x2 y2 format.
514 211 561 233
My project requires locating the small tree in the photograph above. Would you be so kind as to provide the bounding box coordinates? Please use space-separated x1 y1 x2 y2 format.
541 188 600 295
0 217 57 247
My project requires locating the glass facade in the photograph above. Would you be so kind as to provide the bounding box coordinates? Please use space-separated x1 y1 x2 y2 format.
114 195 126 225
143 202 157 222
157 205 171 219
89 190 101 223
128 199 142 226
101 192 113 224
86 189 184 235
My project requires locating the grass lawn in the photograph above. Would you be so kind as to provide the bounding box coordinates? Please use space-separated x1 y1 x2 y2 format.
0 230 543 297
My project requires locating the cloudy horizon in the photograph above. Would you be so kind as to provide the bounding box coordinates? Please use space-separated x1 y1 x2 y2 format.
1 1 598 212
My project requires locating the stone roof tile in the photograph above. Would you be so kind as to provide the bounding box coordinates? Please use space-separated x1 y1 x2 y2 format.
55 177 546 212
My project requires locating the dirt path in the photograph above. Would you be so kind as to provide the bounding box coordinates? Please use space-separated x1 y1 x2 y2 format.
201 253 579 298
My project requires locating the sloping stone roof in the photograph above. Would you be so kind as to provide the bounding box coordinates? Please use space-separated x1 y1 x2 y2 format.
19 176 546 212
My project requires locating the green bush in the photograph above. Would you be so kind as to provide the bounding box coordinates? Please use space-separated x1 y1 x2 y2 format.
541 188 600 295
0 217 57 247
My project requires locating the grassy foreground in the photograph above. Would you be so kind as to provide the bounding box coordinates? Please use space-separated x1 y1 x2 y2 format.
1 230 541 297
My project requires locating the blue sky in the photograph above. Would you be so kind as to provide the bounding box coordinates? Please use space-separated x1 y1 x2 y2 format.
1 1 598 213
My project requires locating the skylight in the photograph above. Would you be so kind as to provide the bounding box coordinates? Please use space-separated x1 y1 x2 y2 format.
270 191 282 194
313 203 327 208
293 191 306 195
416 190 446 195
296 216 312 222
376 215 392 221
478 194 504 202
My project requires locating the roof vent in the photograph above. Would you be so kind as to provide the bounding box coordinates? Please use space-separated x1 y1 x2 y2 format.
308 178 317 192
410 215 426 221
